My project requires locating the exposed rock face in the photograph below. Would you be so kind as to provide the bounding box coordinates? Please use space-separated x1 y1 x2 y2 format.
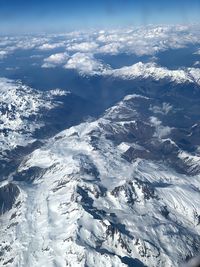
0 183 20 214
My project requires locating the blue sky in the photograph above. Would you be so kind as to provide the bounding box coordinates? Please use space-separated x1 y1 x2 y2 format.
0 0 200 33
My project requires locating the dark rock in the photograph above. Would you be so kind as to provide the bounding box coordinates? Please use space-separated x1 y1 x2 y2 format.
0 183 20 214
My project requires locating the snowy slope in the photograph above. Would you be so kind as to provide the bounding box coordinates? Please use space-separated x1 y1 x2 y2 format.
104 62 200 85
0 78 68 154
1 93 200 267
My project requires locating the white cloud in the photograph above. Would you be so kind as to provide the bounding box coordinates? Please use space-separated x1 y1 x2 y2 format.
0 50 9 59
42 52 69 68
0 25 200 60
1 25 199 78
0 36 50 56
42 51 108 74
150 103 173 115
67 42 99 52
64 52 106 75
150 116 171 138
95 25 200 56
98 42 121 55
38 42 65 50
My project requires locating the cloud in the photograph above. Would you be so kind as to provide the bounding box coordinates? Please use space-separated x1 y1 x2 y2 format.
96 25 200 56
150 116 171 138
98 42 121 55
66 42 99 52
0 50 9 59
64 52 107 75
42 51 108 74
1 25 199 78
1 25 200 59
150 103 173 115
38 42 65 50
42 52 69 68
0 35 51 56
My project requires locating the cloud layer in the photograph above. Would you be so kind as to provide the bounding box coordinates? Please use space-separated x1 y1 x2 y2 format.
0 25 200 82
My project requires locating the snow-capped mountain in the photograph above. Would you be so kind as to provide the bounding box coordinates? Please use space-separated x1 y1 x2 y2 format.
104 62 200 85
1 82 200 266
0 25 200 267
0 78 67 154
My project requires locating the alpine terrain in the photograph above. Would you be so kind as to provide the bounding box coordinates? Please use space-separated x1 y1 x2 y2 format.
0 25 200 267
